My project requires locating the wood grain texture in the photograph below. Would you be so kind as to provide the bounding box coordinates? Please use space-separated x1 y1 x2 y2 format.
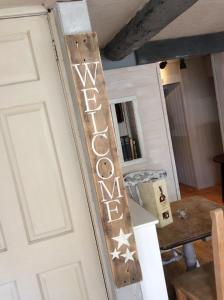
173 262 216 300
64 32 142 288
103 0 199 60
136 32 224 64
175 288 188 300
211 209 224 300
157 196 221 250
104 64 180 202
172 209 224 300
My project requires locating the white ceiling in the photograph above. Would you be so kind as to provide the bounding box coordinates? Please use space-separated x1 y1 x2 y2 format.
0 0 147 47
152 0 224 41
1 0 224 50
87 0 224 47
87 0 147 48
0 0 56 9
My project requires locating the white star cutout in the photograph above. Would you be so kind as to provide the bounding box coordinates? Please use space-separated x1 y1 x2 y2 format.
112 229 132 249
110 248 121 260
121 248 136 264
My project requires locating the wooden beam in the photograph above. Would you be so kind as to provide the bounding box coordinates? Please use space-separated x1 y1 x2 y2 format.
135 32 224 64
103 0 199 61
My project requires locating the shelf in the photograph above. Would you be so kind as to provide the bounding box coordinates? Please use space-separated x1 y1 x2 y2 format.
110 96 145 165
121 158 146 168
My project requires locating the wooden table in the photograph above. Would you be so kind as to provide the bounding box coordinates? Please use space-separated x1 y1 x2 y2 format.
157 196 221 269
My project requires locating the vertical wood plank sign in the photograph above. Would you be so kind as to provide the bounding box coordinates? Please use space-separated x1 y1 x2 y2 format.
65 33 142 288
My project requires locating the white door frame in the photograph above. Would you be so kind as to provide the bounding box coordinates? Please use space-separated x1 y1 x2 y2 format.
0 5 46 19
48 10 116 300
48 9 117 300
0 5 115 300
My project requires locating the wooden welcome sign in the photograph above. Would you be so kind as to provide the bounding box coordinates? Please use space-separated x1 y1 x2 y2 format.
65 33 142 288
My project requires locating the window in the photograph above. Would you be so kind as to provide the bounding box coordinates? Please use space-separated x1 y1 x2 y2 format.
110 96 144 166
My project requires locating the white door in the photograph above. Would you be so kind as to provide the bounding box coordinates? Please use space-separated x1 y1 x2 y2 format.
164 84 196 187
0 13 108 300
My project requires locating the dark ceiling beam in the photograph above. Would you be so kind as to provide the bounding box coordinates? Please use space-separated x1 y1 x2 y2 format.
103 0 199 61
135 32 224 64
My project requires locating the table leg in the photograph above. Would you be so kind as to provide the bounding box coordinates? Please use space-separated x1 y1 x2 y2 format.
221 164 224 203
183 243 198 271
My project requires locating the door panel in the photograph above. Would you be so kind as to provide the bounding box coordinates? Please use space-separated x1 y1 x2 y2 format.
38 263 89 300
0 31 39 86
0 14 107 300
1 103 73 242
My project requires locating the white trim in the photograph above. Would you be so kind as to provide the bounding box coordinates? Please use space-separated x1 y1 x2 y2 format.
121 158 147 168
156 64 181 201
0 6 47 19
48 9 115 300
109 96 146 167
0 5 113 299
110 104 124 163
132 99 145 159
110 95 136 105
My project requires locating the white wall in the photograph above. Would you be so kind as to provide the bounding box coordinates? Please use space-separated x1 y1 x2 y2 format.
165 83 196 187
182 57 222 188
105 64 180 202
55 3 117 299
212 53 224 148
101 52 136 70
162 57 222 189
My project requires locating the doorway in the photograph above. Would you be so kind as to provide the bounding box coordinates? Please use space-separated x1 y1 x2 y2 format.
0 10 108 300
161 56 223 203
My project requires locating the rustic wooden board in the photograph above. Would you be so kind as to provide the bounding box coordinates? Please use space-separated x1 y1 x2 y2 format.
65 33 142 288
157 196 222 250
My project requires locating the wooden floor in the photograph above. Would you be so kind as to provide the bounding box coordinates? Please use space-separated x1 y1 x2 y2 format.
180 183 222 204
164 184 222 299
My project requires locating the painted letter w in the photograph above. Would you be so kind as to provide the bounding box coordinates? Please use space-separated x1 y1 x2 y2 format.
73 61 100 88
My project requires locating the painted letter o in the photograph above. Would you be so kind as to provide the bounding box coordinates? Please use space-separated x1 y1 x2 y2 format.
92 134 109 157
